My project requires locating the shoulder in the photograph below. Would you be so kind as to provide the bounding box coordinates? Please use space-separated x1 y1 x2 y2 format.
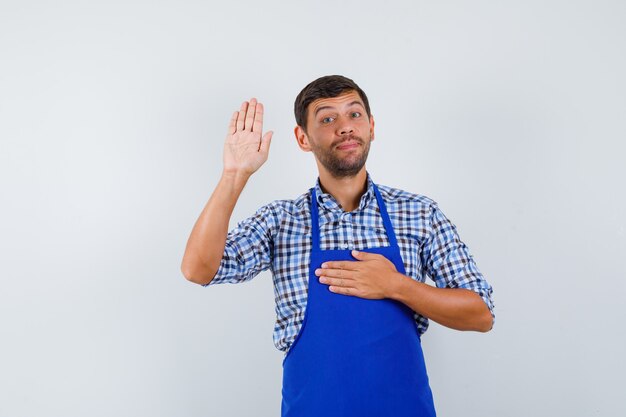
376 183 438 212
256 188 312 224
375 184 453 241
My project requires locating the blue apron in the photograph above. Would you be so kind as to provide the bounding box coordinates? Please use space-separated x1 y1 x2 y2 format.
281 183 436 417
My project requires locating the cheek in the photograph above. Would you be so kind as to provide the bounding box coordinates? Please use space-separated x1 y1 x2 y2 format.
308 129 332 145
314 125 333 135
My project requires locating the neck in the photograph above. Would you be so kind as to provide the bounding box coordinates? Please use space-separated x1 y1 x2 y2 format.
317 167 368 212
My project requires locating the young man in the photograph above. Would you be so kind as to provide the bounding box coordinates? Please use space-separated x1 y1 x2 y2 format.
181 75 494 417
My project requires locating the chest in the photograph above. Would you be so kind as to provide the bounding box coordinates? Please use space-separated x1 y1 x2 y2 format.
271 210 426 283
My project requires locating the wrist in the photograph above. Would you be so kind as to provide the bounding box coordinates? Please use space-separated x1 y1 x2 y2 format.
219 170 251 195
221 169 251 184
385 272 411 300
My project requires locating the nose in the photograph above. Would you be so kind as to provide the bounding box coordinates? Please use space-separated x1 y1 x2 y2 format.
337 116 354 136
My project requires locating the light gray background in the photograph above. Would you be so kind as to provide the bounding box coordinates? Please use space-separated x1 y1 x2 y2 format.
1 1 624 416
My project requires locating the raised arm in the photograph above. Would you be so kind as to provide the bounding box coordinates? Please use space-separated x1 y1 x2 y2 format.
181 98 273 285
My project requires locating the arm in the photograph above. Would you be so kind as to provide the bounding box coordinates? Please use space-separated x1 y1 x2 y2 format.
314 202 494 332
386 273 493 332
181 98 273 285
419 203 495 331
315 251 493 332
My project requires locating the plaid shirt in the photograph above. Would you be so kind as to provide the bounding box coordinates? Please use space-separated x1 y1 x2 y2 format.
205 172 495 354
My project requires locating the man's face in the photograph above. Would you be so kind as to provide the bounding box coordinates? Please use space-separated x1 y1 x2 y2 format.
295 90 375 178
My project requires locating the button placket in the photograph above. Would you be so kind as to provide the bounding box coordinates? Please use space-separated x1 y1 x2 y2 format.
342 212 354 250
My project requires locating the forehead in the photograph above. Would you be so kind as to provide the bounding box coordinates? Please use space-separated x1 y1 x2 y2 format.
308 90 364 116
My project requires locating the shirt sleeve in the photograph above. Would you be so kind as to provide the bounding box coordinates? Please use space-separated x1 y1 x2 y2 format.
421 203 495 324
203 202 279 287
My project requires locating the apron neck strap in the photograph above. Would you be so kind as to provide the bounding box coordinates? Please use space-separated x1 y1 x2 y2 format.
310 183 399 251
310 187 321 250
372 183 399 247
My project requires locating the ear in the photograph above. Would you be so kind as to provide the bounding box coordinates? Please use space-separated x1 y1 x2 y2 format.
294 125 312 152
369 114 376 142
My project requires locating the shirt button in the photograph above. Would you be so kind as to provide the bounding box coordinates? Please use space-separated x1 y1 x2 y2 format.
342 242 349 249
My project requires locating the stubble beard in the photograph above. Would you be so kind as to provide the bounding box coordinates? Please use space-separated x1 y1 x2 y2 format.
310 134 372 179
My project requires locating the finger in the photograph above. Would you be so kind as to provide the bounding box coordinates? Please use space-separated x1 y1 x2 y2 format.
252 102 264 133
245 97 257 131
317 268 355 280
228 111 238 135
319 275 355 288
236 101 248 131
329 285 358 297
351 250 380 260
259 130 273 153
322 261 357 270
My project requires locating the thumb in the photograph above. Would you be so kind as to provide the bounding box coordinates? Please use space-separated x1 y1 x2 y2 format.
260 130 273 154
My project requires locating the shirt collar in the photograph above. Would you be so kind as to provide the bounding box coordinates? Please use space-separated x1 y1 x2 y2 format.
313 171 376 213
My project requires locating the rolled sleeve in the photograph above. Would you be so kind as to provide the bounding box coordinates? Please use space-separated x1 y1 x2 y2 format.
421 203 495 322
203 202 279 287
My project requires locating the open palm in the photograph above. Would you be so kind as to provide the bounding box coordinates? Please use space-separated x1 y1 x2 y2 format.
223 98 273 176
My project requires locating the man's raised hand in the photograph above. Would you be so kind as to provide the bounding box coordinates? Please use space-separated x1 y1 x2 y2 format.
223 98 273 176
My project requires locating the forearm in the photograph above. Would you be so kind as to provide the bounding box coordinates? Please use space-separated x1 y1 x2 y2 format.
387 273 493 332
181 171 250 284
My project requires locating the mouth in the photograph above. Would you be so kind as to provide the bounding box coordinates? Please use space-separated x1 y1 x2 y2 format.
335 138 362 150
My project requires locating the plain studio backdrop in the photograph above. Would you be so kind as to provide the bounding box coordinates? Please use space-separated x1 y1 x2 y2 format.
1 1 624 416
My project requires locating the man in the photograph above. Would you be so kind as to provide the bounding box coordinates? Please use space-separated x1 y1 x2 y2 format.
181 75 494 417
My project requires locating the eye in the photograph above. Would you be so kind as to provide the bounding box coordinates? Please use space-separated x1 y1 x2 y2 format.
351 111 362 118
321 116 335 124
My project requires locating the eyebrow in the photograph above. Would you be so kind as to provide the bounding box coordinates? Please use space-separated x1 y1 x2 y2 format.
314 100 364 117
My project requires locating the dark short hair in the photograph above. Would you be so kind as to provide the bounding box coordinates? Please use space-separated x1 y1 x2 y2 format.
294 75 371 133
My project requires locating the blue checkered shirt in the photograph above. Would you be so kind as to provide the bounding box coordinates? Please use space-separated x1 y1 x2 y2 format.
205 173 495 354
